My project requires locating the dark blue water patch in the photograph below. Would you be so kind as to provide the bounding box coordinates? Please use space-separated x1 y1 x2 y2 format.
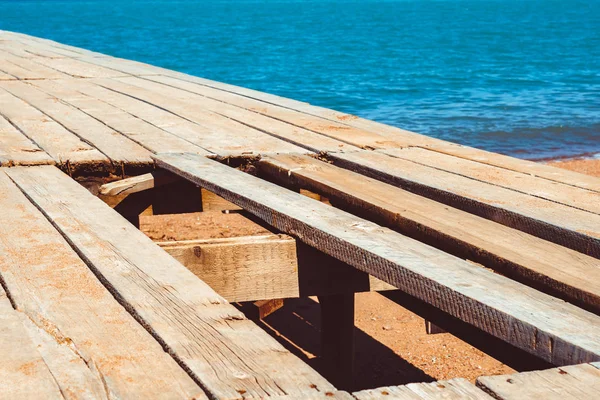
1 0 599 159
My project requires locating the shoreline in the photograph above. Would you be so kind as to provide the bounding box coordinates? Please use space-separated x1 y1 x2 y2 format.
545 157 600 178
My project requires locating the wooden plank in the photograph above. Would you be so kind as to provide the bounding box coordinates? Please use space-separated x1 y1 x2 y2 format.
354 378 492 399
476 363 600 399
158 234 300 302
0 169 205 399
0 87 109 168
0 50 70 80
330 150 600 258
24 56 130 78
161 71 600 193
79 77 307 156
0 287 64 400
257 154 600 313
381 147 600 215
6 165 337 399
0 80 152 166
135 76 359 153
154 152 600 366
99 170 181 196
100 76 311 155
0 114 53 166
140 74 395 150
30 79 211 155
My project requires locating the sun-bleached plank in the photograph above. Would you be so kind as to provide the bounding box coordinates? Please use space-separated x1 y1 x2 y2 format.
477 363 600 399
6 165 337 400
0 80 152 165
0 169 206 399
0 88 108 168
0 114 53 166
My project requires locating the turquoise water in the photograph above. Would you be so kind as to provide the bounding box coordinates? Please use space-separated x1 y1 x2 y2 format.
1 0 599 159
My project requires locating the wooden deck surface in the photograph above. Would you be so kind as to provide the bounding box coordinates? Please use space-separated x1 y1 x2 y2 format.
1 30 600 398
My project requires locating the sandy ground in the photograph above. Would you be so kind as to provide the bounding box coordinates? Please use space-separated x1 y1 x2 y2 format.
138 157 599 391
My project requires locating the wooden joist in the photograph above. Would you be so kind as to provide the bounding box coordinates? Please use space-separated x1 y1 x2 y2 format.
257 154 600 313
5 165 337 399
329 150 600 258
0 170 206 399
99 170 181 196
154 152 600 366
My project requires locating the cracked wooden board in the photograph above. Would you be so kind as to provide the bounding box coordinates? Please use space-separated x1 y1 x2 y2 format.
0 287 65 400
155 152 600 366
0 114 53 166
330 150 600 259
257 154 600 314
476 363 600 399
6 165 338 400
353 378 492 399
0 169 206 399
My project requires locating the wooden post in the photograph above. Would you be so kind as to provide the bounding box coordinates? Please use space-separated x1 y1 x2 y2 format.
318 292 355 391
152 180 202 214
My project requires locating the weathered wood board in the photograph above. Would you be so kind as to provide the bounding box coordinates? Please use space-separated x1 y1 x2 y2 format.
159 234 300 302
0 169 206 399
353 378 492 399
6 165 337 400
477 363 600 399
154 152 600 366
329 150 600 258
257 154 600 313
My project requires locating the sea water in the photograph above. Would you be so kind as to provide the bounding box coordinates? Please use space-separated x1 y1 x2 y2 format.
1 0 599 159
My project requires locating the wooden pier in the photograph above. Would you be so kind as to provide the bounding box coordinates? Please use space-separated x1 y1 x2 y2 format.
1 30 599 399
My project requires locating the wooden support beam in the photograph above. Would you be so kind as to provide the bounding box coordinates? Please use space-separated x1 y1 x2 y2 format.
318 293 355 391
159 235 300 302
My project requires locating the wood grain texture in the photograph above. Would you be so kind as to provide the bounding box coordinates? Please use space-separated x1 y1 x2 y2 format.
154 152 600 366
0 113 53 166
158 234 300 302
99 170 181 196
353 378 492 399
330 150 600 258
0 80 152 165
257 154 600 314
477 363 600 399
0 287 65 400
161 68 600 193
6 165 337 400
139 74 397 151
381 147 600 215
92 77 308 156
30 79 210 155
0 87 108 167
0 169 206 399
